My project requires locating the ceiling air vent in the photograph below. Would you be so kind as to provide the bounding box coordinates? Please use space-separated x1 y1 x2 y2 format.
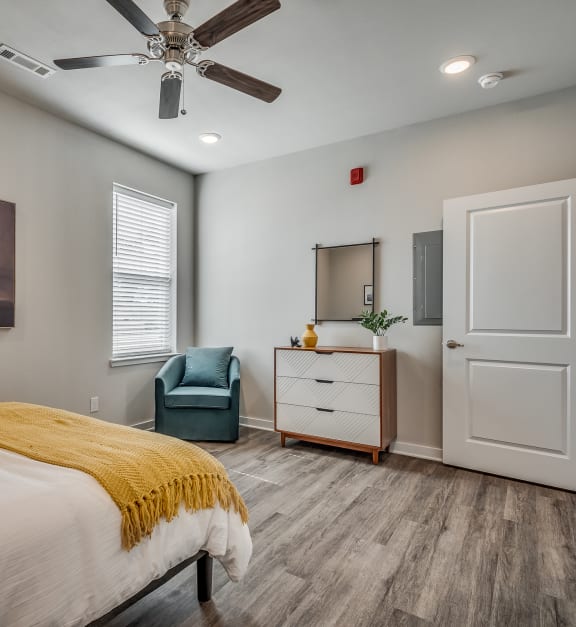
0 44 55 79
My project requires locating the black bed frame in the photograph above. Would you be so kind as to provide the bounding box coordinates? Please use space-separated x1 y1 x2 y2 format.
88 551 213 625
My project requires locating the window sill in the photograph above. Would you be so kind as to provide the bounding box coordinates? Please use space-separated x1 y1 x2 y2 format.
109 353 178 368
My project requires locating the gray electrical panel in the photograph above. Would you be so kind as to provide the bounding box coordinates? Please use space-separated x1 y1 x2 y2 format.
413 230 443 326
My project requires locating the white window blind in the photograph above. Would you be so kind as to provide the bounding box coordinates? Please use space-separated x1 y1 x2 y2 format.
112 184 177 360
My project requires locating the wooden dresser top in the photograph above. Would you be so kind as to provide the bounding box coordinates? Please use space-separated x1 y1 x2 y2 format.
275 346 395 354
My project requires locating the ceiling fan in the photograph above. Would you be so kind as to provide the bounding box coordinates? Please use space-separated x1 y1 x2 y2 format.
54 0 282 119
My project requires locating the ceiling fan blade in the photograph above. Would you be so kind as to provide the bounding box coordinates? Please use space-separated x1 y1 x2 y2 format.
198 62 281 103
193 0 281 48
105 0 160 37
159 74 182 119
54 54 147 70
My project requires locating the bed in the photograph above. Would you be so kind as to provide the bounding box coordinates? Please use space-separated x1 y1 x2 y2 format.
0 416 252 626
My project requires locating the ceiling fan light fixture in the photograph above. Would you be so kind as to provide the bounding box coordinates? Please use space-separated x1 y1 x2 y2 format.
440 55 476 75
199 133 222 144
163 47 185 72
165 59 183 72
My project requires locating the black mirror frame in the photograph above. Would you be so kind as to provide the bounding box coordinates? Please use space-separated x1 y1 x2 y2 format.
313 238 378 324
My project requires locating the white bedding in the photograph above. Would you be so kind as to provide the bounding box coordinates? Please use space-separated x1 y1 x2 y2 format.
0 448 252 627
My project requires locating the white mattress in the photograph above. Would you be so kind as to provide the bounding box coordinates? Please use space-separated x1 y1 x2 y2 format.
0 448 252 627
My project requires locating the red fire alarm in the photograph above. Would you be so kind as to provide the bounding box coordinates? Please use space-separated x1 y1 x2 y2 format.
350 167 364 185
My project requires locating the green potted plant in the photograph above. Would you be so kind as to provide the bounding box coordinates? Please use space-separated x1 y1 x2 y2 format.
359 309 408 350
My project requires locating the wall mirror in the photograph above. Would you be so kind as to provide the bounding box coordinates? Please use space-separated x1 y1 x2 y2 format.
314 239 377 323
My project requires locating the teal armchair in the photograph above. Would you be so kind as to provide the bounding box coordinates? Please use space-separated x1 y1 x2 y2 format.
155 355 240 441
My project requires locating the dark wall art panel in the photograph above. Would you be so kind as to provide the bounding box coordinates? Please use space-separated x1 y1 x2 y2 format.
0 200 15 328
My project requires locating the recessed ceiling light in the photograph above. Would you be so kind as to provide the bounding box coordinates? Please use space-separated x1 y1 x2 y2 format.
439 55 476 75
199 133 222 144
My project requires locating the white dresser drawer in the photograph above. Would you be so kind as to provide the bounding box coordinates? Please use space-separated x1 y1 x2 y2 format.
276 403 380 447
276 349 379 385
276 377 380 416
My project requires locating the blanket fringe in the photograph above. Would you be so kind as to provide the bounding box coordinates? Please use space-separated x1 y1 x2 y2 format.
120 473 249 550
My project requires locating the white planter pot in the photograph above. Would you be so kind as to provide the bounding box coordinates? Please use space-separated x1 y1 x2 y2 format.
372 335 388 350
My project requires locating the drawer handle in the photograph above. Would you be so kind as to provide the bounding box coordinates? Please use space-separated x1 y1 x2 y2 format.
315 379 334 384
316 407 334 413
315 351 334 355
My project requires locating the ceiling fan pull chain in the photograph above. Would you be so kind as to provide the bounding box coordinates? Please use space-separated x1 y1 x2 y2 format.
181 70 187 116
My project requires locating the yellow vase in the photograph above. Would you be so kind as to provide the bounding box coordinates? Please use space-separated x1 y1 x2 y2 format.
302 323 318 348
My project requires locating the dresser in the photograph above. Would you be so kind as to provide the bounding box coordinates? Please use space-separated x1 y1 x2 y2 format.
274 346 397 464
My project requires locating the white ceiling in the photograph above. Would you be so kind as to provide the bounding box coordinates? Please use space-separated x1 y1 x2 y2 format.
1 0 576 173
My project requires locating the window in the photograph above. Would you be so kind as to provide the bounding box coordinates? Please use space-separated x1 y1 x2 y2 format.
112 184 177 364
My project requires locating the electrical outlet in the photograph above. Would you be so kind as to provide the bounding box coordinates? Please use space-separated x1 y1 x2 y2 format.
90 396 99 413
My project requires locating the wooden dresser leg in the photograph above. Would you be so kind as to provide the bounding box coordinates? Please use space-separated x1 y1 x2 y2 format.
372 450 380 465
280 433 286 447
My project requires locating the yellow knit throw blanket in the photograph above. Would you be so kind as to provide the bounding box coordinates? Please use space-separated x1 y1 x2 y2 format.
0 403 248 550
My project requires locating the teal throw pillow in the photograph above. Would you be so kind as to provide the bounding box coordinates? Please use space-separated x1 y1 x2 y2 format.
181 347 233 389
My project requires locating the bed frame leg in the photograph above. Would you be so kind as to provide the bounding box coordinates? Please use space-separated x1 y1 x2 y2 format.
197 553 213 603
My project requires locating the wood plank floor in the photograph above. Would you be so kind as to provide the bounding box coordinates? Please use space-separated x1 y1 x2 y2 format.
105 428 576 627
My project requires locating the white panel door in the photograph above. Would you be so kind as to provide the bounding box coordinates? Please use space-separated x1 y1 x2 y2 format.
443 178 576 490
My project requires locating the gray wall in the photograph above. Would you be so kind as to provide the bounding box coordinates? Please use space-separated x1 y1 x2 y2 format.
0 90 194 426
195 86 576 450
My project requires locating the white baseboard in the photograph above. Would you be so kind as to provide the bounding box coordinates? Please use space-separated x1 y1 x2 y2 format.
389 440 443 462
240 416 275 432
132 419 155 431
240 417 443 461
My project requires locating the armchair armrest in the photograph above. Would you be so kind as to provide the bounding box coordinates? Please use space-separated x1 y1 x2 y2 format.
228 356 240 408
228 356 240 387
155 354 185 396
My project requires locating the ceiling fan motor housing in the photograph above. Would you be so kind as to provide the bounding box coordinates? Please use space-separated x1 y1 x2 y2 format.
164 0 190 20
156 20 197 68
157 20 194 47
